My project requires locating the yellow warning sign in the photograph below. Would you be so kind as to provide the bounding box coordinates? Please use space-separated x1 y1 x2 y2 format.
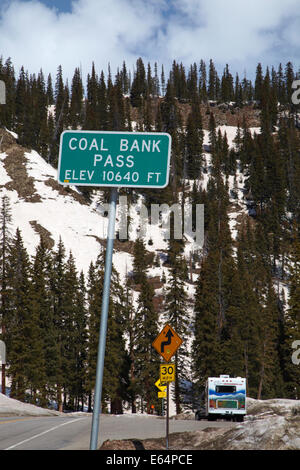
152 324 183 362
160 363 175 383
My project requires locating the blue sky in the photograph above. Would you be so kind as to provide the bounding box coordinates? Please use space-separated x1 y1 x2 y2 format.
0 0 299 84
21 0 72 12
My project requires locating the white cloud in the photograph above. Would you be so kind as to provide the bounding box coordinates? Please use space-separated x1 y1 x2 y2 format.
163 0 300 72
0 0 165 81
0 0 299 83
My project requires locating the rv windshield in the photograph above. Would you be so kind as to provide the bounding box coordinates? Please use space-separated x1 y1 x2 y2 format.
215 385 236 393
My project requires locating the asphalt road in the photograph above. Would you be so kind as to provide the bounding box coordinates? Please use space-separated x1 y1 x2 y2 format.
0 414 236 450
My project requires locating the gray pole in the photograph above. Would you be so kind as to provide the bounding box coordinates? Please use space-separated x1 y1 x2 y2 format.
166 382 169 450
90 187 118 450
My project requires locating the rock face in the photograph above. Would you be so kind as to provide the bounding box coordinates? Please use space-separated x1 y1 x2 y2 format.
217 414 300 450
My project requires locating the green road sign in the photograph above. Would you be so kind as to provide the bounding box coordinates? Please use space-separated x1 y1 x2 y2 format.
58 130 171 188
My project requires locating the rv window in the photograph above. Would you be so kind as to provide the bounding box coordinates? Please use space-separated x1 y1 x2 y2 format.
216 385 236 393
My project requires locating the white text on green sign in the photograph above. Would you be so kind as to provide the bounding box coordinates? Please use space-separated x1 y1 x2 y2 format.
58 130 171 188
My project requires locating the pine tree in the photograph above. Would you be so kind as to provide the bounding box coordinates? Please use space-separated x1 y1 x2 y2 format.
185 96 204 179
255 63 263 104
50 237 67 411
256 281 282 399
46 73 54 105
247 136 267 213
103 263 129 414
161 80 184 195
86 261 97 411
84 62 98 130
130 58 147 108
69 67 84 129
277 63 286 104
0 57 16 130
147 62 153 97
164 246 189 413
31 236 57 404
123 275 139 412
14 66 28 142
161 65 166 96
0 196 13 394
153 62 160 97
192 253 222 387
234 219 284 397
5 229 32 401
187 63 197 101
98 70 108 130
120 60 130 95
285 61 294 105
208 59 217 101
73 271 88 410
192 167 234 391
108 72 125 131
26 238 51 406
221 64 234 102
208 111 217 155
87 251 128 413
61 251 81 409
284 226 300 398
234 73 243 107
135 275 158 413
131 237 159 413
199 60 207 102
234 225 265 395
54 65 66 126
48 65 67 166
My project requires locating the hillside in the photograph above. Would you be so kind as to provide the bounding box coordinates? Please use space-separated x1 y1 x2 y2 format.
0 128 123 274
0 121 257 413
0 119 261 265
1 55 300 417
0 121 264 306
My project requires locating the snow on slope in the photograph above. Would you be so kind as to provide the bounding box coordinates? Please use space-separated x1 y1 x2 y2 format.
1 148 104 275
0 138 136 278
1 125 261 277
0 392 60 416
0 135 172 280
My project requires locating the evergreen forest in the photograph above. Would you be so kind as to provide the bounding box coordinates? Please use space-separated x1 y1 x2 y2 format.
0 56 300 413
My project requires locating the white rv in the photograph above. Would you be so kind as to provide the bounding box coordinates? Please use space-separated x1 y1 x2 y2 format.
196 375 246 422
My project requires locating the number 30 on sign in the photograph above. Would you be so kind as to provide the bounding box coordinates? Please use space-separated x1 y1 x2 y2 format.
160 363 175 383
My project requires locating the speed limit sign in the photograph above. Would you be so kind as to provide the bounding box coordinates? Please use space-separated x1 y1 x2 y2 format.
160 363 175 383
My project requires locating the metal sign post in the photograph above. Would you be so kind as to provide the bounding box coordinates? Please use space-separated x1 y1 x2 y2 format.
0 340 5 365
160 363 175 451
152 325 182 451
0 340 6 395
89 187 118 450
166 382 169 450
58 130 171 450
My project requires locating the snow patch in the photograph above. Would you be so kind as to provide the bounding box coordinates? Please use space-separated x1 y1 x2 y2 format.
0 393 60 416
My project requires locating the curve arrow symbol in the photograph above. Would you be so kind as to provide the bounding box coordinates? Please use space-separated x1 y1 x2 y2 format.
161 329 174 353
